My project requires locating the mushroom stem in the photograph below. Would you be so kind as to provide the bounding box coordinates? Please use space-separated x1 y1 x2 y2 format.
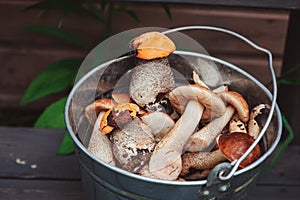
180 150 226 176
149 100 204 180
87 112 115 165
219 91 249 123
185 106 235 152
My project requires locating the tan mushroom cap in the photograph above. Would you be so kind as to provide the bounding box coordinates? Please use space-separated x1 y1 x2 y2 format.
217 132 261 168
169 84 226 118
219 91 249 123
131 32 176 60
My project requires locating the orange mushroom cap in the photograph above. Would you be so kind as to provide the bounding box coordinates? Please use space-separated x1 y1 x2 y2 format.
130 32 176 60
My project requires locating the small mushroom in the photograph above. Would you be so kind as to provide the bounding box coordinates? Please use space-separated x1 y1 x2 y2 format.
149 100 204 180
110 118 156 173
218 132 261 168
219 91 249 123
248 104 270 139
168 84 226 118
141 111 175 142
130 32 175 60
181 132 261 176
184 106 235 152
84 98 117 124
100 103 140 134
229 117 247 134
87 111 115 165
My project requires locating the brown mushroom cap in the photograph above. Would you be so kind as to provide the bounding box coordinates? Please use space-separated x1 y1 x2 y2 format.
130 32 176 60
169 84 226 118
217 132 261 168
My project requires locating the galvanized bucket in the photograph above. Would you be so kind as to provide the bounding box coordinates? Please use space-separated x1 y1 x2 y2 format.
65 26 282 200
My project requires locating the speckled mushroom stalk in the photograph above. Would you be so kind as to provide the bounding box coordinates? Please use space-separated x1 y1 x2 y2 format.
149 100 204 180
87 112 115 166
184 106 235 152
181 132 261 176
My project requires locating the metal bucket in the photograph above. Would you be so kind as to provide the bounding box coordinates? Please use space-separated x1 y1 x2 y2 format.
65 26 282 200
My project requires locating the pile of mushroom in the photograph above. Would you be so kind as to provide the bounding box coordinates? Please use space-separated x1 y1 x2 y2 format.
85 31 267 181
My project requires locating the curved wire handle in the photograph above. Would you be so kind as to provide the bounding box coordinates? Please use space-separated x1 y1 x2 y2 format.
162 26 277 181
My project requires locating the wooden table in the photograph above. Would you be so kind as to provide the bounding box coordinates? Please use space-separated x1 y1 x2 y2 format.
0 127 299 199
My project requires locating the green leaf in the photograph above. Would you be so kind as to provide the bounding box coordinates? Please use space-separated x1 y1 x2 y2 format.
123 10 140 23
262 114 294 175
34 97 67 129
269 114 294 168
22 25 91 49
161 3 172 21
21 58 83 105
57 133 75 155
24 0 105 23
276 78 300 85
58 11 69 28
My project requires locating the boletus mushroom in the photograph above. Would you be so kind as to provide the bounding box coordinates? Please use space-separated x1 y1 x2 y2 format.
181 132 261 176
129 32 175 109
110 118 156 173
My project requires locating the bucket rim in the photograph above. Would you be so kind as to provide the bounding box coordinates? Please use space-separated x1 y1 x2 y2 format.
64 51 282 186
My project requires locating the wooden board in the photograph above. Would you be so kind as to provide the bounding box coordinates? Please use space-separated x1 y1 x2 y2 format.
0 179 83 200
0 127 80 180
0 127 300 200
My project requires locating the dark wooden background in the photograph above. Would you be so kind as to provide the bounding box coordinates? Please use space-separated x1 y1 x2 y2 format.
1 0 298 142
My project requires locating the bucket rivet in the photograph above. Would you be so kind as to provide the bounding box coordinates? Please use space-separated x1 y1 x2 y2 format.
201 190 210 196
219 184 230 192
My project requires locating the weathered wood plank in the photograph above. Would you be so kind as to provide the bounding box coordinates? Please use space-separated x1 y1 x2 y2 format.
0 179 299 200
0 178 298 200
0 127 80 180
0 179 83 200
0 127 299 185
0 1 289 56
248 185 300 200
0 127 299 199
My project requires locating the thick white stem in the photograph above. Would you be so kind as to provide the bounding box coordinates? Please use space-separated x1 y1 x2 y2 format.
185 106 235 152
149 100 204 180
88 112 115 165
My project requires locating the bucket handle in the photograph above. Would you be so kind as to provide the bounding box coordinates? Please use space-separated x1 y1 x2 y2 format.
162 26 278 181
